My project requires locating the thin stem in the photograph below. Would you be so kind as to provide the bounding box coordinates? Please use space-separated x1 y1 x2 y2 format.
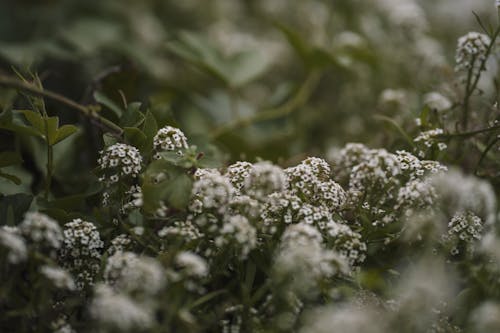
436 123 500 139
211 70 321 139
462 25 500 130
0 75 123 137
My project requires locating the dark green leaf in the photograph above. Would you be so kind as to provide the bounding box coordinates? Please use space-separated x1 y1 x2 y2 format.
94 91 124 118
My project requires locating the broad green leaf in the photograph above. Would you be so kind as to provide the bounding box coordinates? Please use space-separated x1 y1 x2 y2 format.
124 127 147 151
54 124 78 145
94 91 124 118
142 160 193 212
120 102 145 127
19 110 45 133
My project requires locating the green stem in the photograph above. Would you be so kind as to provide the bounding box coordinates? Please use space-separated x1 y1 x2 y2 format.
462 25 500 130
436 123 500 139
0 75 123 137
211 70 321 139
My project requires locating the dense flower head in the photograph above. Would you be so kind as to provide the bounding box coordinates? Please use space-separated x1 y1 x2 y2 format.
274 223 348 294
0 226 27 264
243 161 288 200
158 220 204 243
190 169 235 214
60 218 104 289
40 265 76 290
215 215 257 259
225 161 253 193
97 143 142 184
152 125 189 158
175 251 208 278
325 222 367 267
423 92 452 112
285 157 347 212
19 212 63 250
90 284 154 331
107 234 133 255
104 251 165 295
455 32 491 73
442 211 484 255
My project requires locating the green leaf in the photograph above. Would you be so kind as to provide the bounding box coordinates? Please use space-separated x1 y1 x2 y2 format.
0 152 22 168
142 160 193 212
120 102 145 127
94 91 124 118
123 127 147 151
53 124 79 145
142 110 158 154
0 193 33 225
19 110 45 133
45 116 60 145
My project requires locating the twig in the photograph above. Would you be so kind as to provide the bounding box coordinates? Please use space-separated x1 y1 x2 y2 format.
0 75 123 137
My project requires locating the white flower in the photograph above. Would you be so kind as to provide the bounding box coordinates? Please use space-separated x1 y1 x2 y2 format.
104 251 165 295
175 251 208 277
152 126 189 158
423 92 452 112
40 265 76 290
243 161 288 200
90 284 154 331
20 212 63 250
0 227 27 264
98 143 142 184
455 32 491 74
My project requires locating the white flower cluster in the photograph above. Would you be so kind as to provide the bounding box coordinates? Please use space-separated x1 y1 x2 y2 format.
455 32 491 74
190 169 235 214
40 265 76 290
0 226 27 264
226 161 253 193
152 125 189 158
107 234 133 255
215 214 257 259
326 222 367 267
332 144 447 226
90 284 154 331
158 220 203 243
414 128 447 151
104 251 165 295
443 211 484 255
423 92 452 112
98 143 142 185
243 161 288 201
19 212 63 251
274 223 348 294
285 157 347 212
175 251 208 278
60 219 104 289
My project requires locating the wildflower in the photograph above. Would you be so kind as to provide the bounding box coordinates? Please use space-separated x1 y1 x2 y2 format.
20 212 63 250
215 215 257 259
225 161 253 193
97 143 142 185
152 125 189 158
0 226 27 264
243 161 288 201
325 222 367 267
90 284 154 331
175 251 208 277
455 32 491 74
40 265 76 290
104 251 165 295
190 170 235 214
423 92 452 112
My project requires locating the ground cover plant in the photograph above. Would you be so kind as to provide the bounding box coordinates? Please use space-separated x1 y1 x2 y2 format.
1 0 500 332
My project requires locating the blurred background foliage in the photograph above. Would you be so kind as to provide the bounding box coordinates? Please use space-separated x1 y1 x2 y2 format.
0 0 497 200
